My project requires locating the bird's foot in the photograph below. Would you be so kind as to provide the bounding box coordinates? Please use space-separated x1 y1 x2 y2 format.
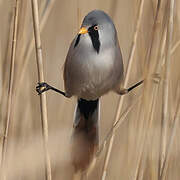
36 82 51 95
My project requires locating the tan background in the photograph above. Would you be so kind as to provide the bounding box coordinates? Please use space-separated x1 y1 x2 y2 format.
0 0 180 179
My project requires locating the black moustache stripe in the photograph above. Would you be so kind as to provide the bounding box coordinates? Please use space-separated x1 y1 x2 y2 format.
88 26 100 53
73 25 100 53
74 34 81 48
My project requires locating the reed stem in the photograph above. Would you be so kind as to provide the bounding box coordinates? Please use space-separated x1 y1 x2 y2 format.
31 0 52 180
0 1 19 179
160 0 175 176
101 0 145 179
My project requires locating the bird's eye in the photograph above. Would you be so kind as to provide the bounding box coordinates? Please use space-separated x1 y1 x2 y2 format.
94 25 98 31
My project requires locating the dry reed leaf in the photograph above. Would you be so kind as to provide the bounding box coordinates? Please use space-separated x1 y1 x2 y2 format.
0 0 180 180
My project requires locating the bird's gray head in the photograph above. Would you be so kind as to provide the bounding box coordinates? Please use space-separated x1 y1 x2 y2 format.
74 10 117 53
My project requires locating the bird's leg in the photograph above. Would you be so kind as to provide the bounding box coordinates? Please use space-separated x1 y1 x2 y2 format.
117 73 162 95
36 82 67 97
117 80 144 95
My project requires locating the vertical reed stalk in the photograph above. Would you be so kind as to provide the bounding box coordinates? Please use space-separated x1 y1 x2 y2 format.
132 0 170 179
171 40 180 55
160 0 175 175
160 83 180 179
0 0 19 179
97 95 142 157
31 0 52 180
136 2 169 178
16 0 55 92
101 0 145 179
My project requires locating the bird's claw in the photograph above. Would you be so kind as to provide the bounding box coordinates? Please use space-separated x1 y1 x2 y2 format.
36 82 50 95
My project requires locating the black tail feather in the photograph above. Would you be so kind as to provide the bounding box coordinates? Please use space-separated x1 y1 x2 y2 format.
77 98 99 120
71 98 100 172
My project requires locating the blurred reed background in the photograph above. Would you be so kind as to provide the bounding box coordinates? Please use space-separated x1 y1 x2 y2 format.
0 0 180 179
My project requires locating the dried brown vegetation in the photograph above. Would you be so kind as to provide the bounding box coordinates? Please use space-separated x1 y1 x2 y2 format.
0 0 180 180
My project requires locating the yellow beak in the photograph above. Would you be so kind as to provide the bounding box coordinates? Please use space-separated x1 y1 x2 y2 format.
79 27 88 34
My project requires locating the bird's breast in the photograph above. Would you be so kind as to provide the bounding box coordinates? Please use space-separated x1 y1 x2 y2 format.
64 42 122 100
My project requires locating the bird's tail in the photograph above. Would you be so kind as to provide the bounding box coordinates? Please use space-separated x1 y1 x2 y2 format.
71 98 100 174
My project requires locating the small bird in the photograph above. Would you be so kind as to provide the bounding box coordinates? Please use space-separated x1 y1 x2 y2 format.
36 10 143 176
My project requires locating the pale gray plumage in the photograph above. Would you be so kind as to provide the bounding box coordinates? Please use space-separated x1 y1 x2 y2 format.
64 10 124 100
34 9 143 176
34 9 142 176
63 10 125 174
